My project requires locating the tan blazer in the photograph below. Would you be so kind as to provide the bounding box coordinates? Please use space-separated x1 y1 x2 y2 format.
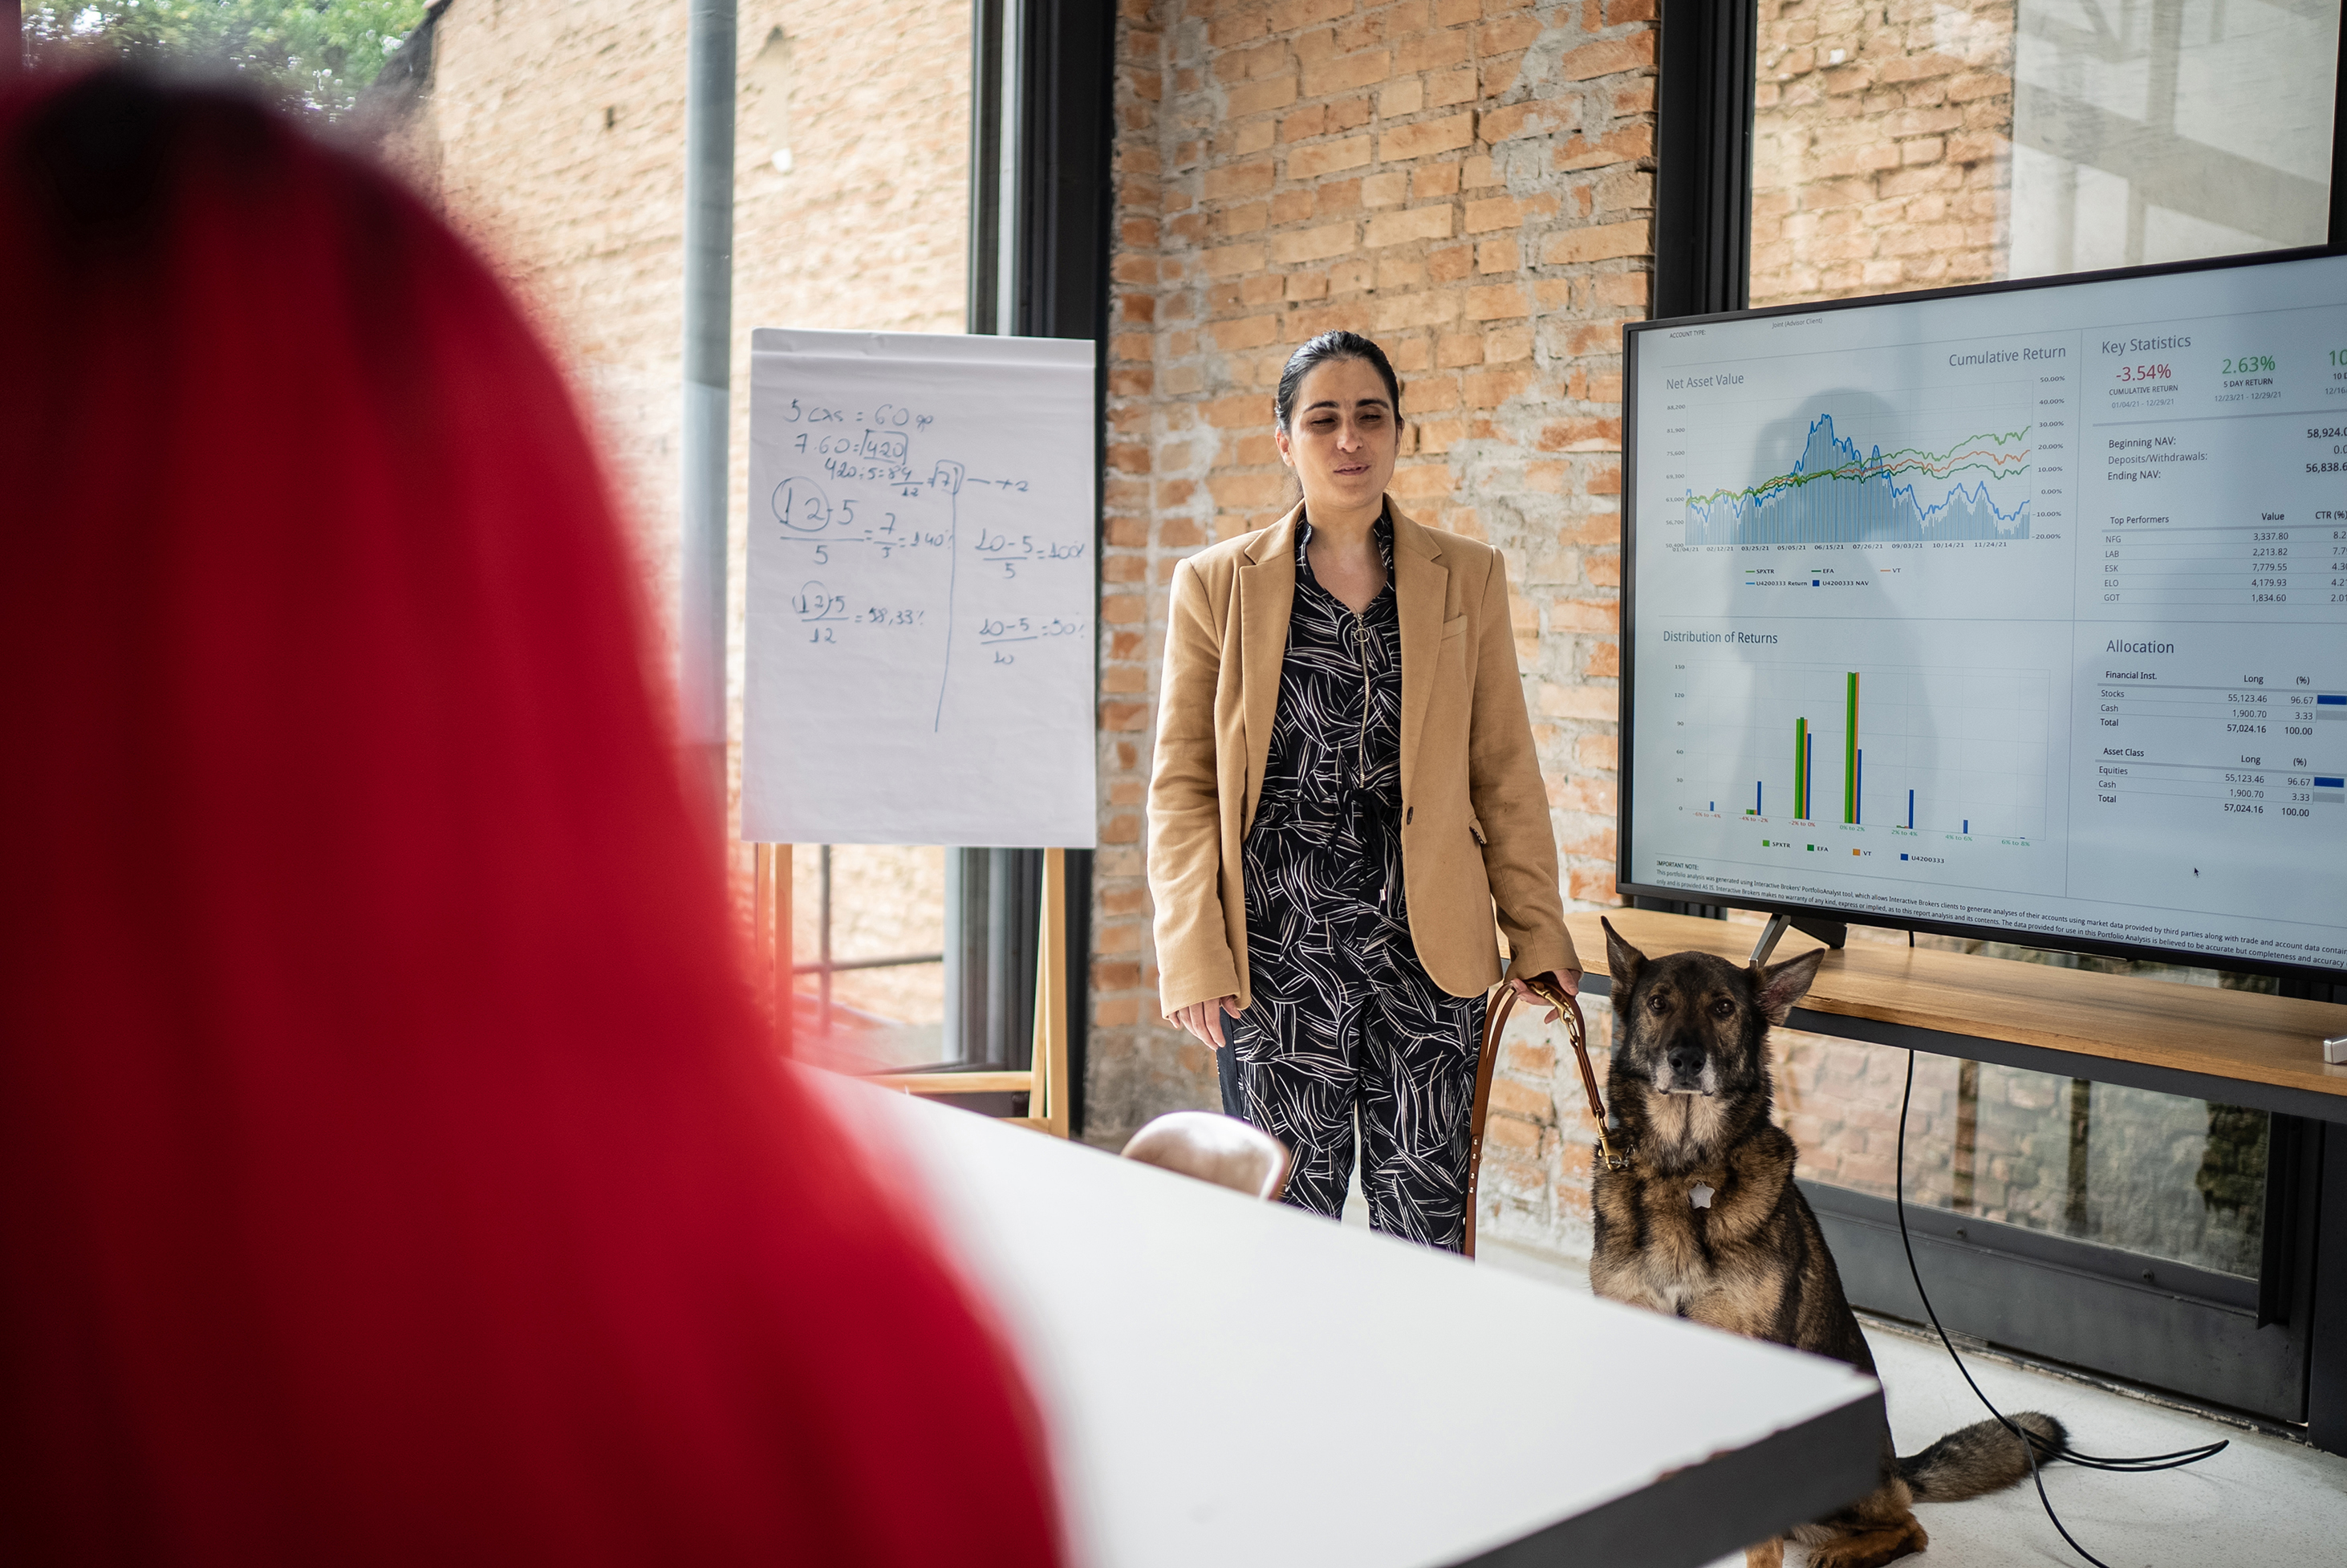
1147 498 1579 1015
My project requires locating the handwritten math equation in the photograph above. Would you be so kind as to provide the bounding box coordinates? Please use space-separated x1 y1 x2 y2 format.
766 413 1090 716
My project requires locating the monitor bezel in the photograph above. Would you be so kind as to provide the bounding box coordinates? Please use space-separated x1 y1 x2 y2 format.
1618 243 2347 986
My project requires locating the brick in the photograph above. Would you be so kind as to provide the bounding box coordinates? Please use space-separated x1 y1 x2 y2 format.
1397 30 1469 74
1380 78 1424 118
1549 597 1618 632
1540 220 1647 265
1217 201 1269 236
1225 76 1299 117
1464 191 1557 231
1364 204 1455 247
1314 177 1364 216
1201 394 1265 428
1463 368 1534 407
1285 134 1372 178
1559 32 1655 81
1204 159 1275 200
1208 472 1290 509
1430 67 1478 107
1876 51 1961 85
1412 161 1462 199
1213 39 1289 85
1946 132 2006 165
1208 10 1269 47
1269 0 1353 31
1536 415 1622 451
1463 282 1528 320
1203 242 1268 278
1551 122 1651 170
1212 314 1280 351
1301 48 1391 100
1480 100 1572 144
1478 15 1541 56
1372 289 1460 329
1271 221 1358 262
1389 461 1456 498
1491 1078 1553 1118
1379 112 1476 161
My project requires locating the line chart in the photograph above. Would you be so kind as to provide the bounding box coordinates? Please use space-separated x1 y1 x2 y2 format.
1685 415 2033 546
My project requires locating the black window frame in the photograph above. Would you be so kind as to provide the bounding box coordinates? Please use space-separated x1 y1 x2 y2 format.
924 0 1107 1131
1651 0 2347 1449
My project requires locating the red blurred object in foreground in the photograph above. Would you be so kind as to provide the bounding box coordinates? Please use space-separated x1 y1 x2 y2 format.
0 71 1060 1566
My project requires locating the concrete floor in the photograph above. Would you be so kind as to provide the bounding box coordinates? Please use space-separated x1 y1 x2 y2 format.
1342 1189 2347 1566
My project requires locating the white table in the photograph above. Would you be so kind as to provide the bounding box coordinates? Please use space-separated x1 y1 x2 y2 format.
818 1076 1886 1568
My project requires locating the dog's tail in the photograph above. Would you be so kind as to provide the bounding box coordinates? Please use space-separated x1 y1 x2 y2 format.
1896 1412 2066 1502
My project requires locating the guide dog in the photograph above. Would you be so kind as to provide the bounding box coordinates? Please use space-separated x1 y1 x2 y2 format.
1588 918 2065 1568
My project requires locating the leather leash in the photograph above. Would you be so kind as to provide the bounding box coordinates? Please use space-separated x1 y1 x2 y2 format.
1463 976 1626 1259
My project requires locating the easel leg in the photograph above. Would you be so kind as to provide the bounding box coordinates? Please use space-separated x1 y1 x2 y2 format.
1029 846 1070 1138
753 843 794 1058
776 843 793 1058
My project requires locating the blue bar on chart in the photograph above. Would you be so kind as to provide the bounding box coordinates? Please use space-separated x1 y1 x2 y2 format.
1906 789 1914 829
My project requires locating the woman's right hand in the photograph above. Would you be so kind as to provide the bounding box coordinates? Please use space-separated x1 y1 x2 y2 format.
1168 995 1242 1050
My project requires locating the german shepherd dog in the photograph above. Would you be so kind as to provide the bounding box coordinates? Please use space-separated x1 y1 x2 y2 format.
1590 920 2065 1568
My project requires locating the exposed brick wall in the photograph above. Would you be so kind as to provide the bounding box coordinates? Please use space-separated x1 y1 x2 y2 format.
1748 0 2012 307
1094 0 1657 1261
387 0 970 854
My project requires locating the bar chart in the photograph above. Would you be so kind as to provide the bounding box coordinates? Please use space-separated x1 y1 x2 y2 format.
1670 661 2049 839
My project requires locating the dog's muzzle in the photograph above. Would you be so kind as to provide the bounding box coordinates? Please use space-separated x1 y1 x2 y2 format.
1663 1042 1713 1095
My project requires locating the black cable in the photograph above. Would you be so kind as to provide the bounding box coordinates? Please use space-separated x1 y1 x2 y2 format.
1894 1050 2227 1568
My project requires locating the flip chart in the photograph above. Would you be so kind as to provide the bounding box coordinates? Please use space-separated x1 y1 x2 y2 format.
743 329 1098 846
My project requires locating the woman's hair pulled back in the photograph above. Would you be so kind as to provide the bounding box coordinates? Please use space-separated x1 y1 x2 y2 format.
1273 330 1403 432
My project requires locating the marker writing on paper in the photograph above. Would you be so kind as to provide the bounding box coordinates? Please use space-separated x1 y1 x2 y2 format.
769 425 1078 730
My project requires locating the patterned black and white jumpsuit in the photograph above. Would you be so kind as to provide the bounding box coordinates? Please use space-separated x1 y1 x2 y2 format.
1218 511 1488 1252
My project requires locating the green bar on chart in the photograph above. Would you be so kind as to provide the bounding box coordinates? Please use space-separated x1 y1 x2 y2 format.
1843 672 1858 824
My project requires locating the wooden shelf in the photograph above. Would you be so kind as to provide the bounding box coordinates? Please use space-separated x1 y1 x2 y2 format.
867 1070 1037 1097
1568 909 2347 1115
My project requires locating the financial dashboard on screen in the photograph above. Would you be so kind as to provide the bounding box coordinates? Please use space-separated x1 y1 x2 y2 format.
1623 250 2347 980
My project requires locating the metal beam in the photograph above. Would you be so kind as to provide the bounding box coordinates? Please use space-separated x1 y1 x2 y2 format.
680 0 737 829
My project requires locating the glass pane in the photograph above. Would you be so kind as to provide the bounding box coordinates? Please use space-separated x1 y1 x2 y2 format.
793 847 948 1072
1778 1030 2267 1278
1752 0 2341 308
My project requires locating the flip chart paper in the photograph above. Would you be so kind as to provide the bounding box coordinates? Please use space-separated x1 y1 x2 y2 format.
743 330 1098 847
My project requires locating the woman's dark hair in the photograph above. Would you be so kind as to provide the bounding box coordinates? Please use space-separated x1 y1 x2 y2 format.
1273 330 1403 432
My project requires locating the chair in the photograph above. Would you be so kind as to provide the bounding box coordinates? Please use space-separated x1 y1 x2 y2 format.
1120 1112 1291 1201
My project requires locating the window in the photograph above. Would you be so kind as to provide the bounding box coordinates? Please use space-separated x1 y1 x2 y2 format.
1749 0 2341 308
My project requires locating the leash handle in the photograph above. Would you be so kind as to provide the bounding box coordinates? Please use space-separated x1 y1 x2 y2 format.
1464 977 1618 1259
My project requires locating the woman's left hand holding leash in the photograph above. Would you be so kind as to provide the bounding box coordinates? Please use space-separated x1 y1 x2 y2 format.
1506 969 1581 1023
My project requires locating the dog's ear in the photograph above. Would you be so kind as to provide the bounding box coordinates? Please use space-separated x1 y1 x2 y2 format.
1753 946 1826 1026
1600 917 1646 1012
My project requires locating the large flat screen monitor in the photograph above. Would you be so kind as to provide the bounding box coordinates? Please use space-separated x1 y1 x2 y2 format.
1622 250 2347 982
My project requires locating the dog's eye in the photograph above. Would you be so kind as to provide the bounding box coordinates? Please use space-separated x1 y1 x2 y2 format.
1647 993 1670 1014
1710 998 1736 1020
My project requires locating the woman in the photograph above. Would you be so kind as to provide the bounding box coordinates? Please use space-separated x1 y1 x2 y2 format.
0 71 1058 1564
1147 330 1582 1251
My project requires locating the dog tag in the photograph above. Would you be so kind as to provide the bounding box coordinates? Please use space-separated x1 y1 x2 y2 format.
1690 1183 1715 1209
